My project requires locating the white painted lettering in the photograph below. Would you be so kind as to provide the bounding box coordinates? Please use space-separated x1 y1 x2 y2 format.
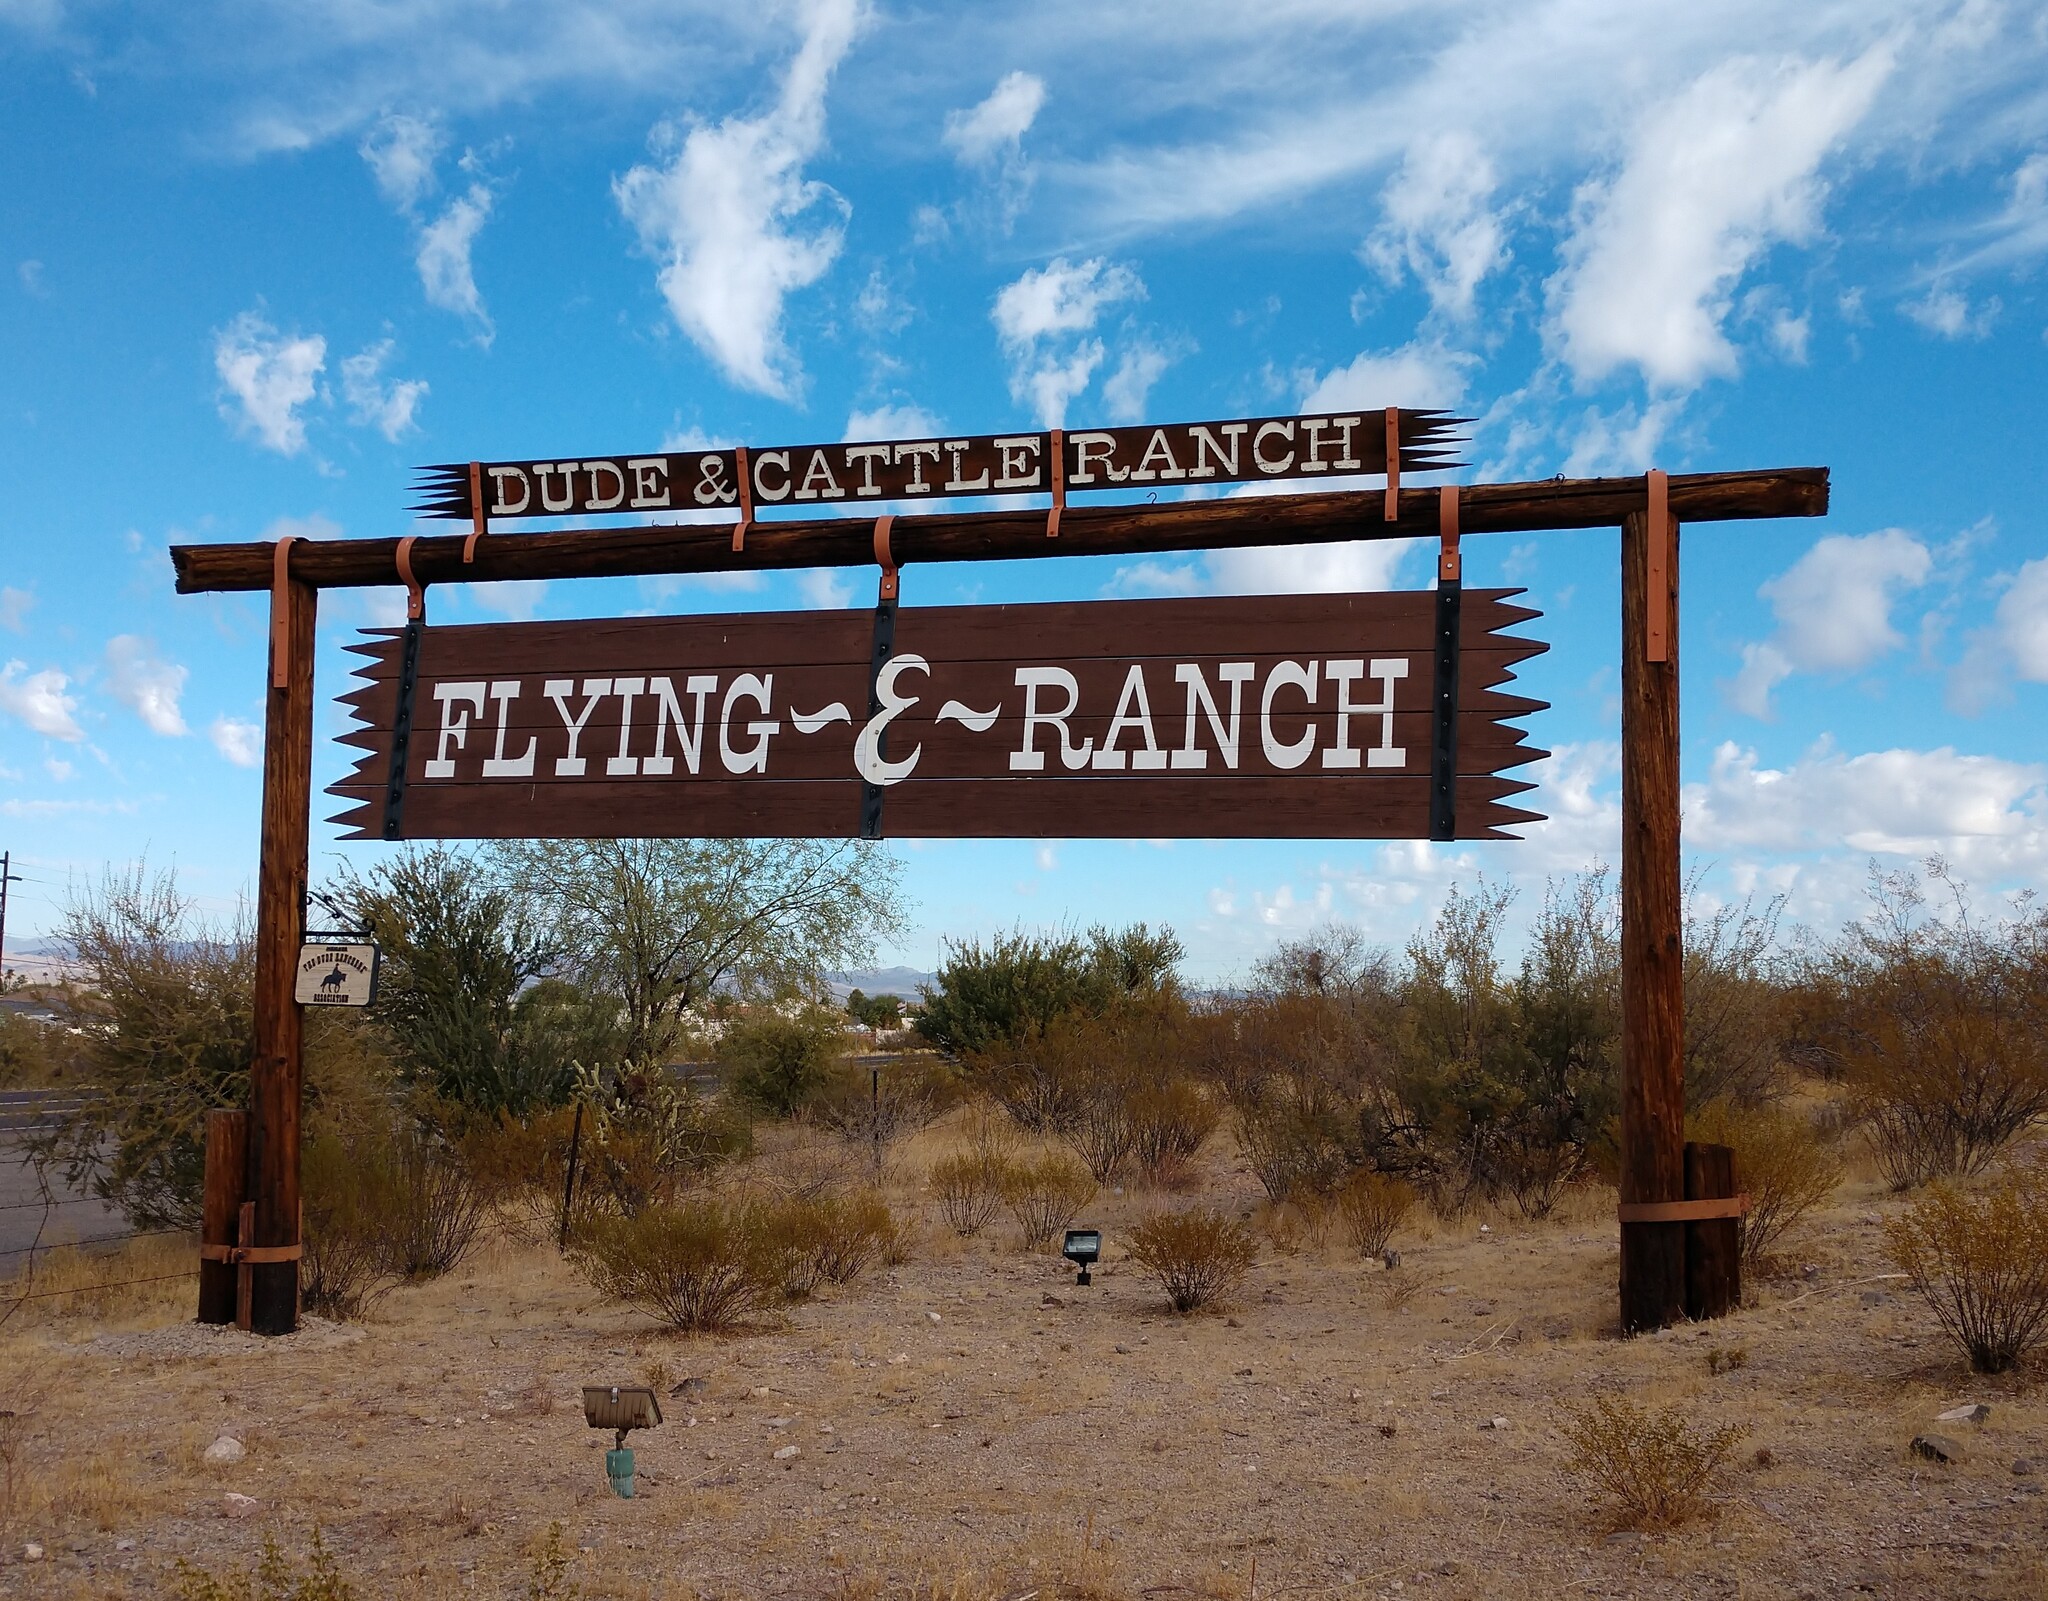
854 655 927 785
1330 416 1362 470
719 674 779 774
1010 667 1094 771
425 681 486 778
642 674 718 775
607 677 646 776
1069 432 1126 485
1128 429 1186 483
1299 418 1333 472
844 444 889 497
894 441 942 492
752 451 791 503
993 436 1042 489
1261 661 1318 769
545 678 611 777
629 457 674 508
1171 662 1255 769
534 461 576 512
1253 420 1296 474
793 448 844 501
583 460 626 511
487 466 531 515
943 440 992 492
1092 665 1167 770
480 681 537 778
1187 423 1246 479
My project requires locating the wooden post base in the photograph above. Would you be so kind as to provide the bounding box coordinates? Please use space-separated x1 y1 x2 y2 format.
197 1109 248 1326
1684 1141 1740 1320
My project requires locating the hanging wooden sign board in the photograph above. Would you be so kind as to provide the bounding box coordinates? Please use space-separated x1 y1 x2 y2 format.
328 589 1546 842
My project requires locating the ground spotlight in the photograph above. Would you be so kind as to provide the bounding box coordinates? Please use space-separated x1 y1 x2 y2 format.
583 1383 663 1498
1062 1227 1102 1286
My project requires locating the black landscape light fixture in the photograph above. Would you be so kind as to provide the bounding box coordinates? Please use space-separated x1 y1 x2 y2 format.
583 1383 663 1498
1062 1227 1102 1286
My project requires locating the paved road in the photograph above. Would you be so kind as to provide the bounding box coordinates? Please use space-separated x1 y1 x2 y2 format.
0 1089 128 1266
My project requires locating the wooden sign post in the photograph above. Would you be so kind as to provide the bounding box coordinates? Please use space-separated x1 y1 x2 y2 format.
171 407 1827 1337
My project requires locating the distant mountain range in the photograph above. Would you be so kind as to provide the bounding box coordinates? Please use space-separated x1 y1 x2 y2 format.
820 967 935 1003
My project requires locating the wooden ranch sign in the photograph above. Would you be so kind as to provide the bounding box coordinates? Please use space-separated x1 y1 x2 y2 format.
410 408 1464 522
330 590 1545 842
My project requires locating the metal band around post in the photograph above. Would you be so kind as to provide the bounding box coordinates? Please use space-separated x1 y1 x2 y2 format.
859 541 898 840
1046 428 1065 538
1645 467 1672 664
1429 487 1461 842
269 535 299 690
382 536 427 842
732 445 753 553
463 461 488 563
1384 407 1401 522
1617 1195 1750 1224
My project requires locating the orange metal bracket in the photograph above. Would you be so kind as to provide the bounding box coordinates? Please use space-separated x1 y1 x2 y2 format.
732 445 754 552
1646 468 1672 663
463 460 488 563
1046 428 1066 538
1438 486 1461 582
269 536 299 690
1617 1195 1750 1224
1384 407 1401 522
874 515 899 602
396 535 425 622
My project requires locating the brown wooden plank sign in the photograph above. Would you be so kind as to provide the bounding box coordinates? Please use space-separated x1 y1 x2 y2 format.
328 590 1546 842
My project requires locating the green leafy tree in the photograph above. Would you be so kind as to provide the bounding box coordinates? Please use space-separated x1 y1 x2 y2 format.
719 1004 853 1117
490 838 904 1065
916 922 1184 1055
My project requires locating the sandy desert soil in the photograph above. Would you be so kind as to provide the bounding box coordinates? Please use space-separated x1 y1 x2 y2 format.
1 1119 2043 1601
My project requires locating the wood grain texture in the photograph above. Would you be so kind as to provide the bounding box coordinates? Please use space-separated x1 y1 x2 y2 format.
171 470 1829 595
1684 1141 1740 1321
197 1109 247 1327
1619 507 1686 1335
247 576 314 1335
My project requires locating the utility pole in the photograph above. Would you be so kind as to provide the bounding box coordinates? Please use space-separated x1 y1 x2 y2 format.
0 851 21 985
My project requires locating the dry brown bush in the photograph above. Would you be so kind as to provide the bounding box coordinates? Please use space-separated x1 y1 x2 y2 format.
570 1198 780 1332
1334 1169 1416 1258
1559 1394 1748 1529
1687 1097 1842 1267
769 1192 897 1299
1127 1077 1219 1187
1125 1207 1258 1313
1884 1157 2048 1373
930 1151 1010 1236
1002 1153 1097 1250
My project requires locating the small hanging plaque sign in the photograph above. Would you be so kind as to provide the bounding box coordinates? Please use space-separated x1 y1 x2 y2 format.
293 941 380 1007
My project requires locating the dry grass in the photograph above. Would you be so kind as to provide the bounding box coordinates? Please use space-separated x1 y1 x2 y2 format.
3 1101 2046 1599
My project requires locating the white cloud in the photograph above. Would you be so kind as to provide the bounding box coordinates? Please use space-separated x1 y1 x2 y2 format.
1557 398 1684 476
614 0 866 401
359 113 442 213
417 184 496 341
1549 49 1891 390
213 310 325 456
1205 536 1417 598
209 715 262 768
104 635 189 736
794 569 853 609
44 755 72 781
1766 308 1811 362
1952 554 2048 712
18 258 45 297
0 586 30 633
0 660 84 741
340 339 428 440
1102 342 1172 423
260 513 345 543
1901 282 1998 339
991 256 1144 427
1299 338 1474 413
844 403 941 441
1686 738 2048 881
470 581 549 622
1727 529 1930 716
943 71 1045 165
1364 131 1507 321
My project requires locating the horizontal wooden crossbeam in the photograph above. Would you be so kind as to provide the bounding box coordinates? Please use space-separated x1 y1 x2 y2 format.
170 468 1828 595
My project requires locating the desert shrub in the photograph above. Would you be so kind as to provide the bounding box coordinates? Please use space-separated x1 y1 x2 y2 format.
805 1056 959 1161
1002 1152 1097 1250
1334 1169 1416 1258
1687 1098 1842 1266
918 923 1184 1056
174 1532 358 1601
765 1192 896 1300
455 1104 582 1243
1558 1394 1748 1529
571 1198 780 1332
1814 864 2048 1188
0 1003 65 1090
1234 1082 1354 1204
845 989 907 1030
1884 1159 2048 1373
931 1150 1011 1236
572 1060 750 1218
299 1132 399 1319
720 1005 852 1117
1126 1207 1258 1313
1128 1076 1219 1187
1682 885 1787 1109
384 1125 488 1281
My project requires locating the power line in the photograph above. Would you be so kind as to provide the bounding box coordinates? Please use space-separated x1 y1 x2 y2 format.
4 1270 197 1303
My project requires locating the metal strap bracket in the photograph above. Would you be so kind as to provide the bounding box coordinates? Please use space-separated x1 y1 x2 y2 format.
1046 428 1065 538
1428 488 1461 842
396 534 426 623
269 535 299 690
383 547 427 841
1646 467 1673 664
1384 407 1401 522
1618 1195 1751 1224
199 1242 304 1264
463 460 488 563
874 514 898 602
732 445 754 553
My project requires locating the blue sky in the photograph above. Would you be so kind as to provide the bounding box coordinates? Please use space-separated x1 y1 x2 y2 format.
1 0 2045 979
